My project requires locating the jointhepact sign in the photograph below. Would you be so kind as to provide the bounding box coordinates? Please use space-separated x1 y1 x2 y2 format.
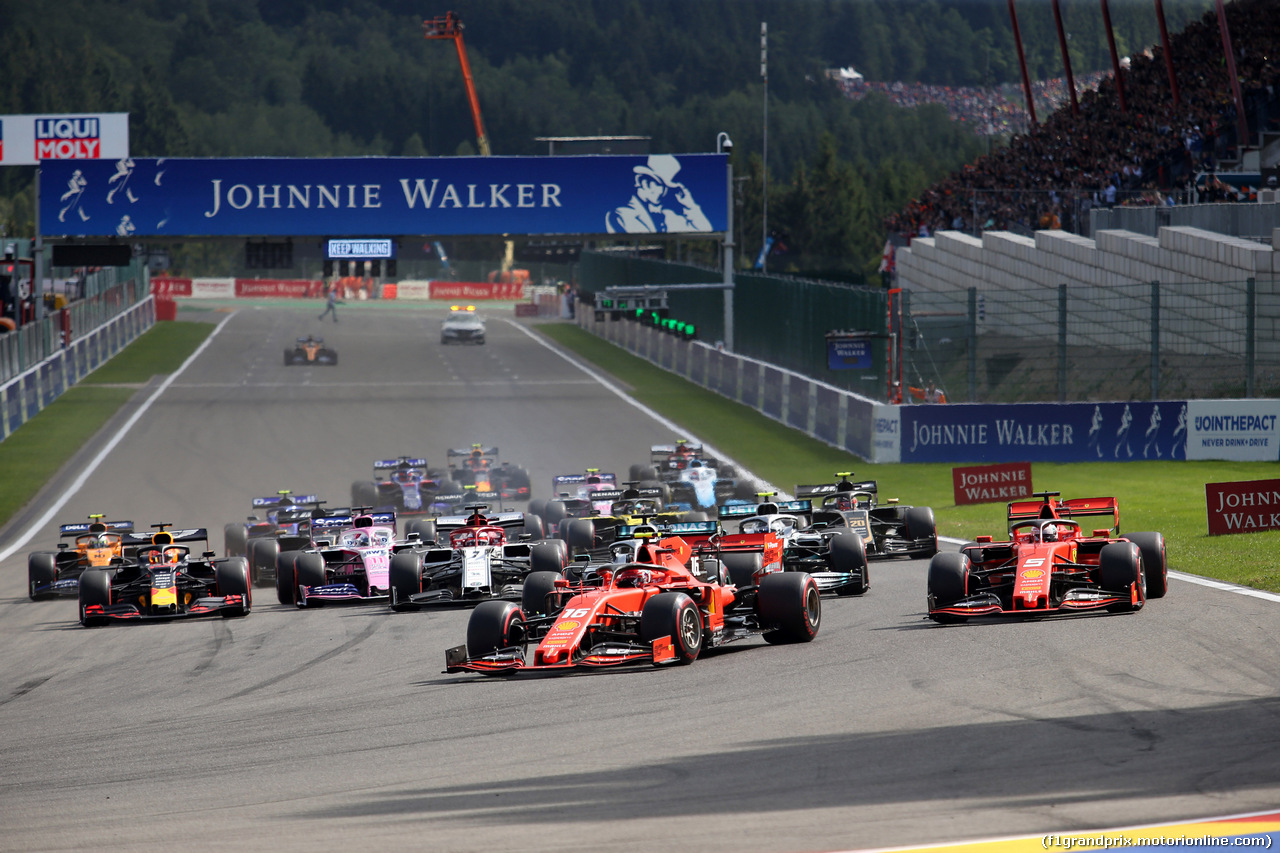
952 462 1032 506
1206 478 1280 536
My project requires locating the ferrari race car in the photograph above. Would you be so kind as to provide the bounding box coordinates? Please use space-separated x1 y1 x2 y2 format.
352 457 460 514
445 524 821 675
284 335 337 365
927 491 1168 622
274 510 403 607
78 526 251 626
794 473 938 560
389 505 567 609
719 495 871 596
28 515 133 599
223 491 325 586
446 445 531 503
440 304 486 344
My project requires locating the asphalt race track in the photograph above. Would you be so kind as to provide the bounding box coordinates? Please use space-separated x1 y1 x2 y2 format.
2 303 1279 853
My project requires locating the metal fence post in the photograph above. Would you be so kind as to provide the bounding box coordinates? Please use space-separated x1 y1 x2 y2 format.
1246 277 1256 397
1058 283 1067 402
967 286 977 402
1150 280 1160 400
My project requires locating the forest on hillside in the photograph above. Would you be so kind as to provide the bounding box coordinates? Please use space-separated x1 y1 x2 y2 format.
0 0 1216 278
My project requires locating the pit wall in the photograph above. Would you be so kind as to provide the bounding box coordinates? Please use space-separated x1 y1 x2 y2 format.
577 309 1280 464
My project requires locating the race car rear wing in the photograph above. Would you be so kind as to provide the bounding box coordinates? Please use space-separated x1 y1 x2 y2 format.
374 458 427 470
552 473 619 489
60 520 133 537
122 528 208 546
1007 494 1120 533
718 499 812 519
252 494 321 509
434 511 529 533
312 512 397 531
617 520 718 539
794 481 878 499
447 446 499 459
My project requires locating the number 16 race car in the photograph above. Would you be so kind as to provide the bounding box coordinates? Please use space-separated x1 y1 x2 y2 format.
926 491 1167 622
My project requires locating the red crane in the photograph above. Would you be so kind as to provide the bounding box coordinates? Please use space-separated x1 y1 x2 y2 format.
423 11 491 156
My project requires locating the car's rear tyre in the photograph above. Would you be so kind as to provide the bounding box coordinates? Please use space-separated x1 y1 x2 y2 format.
79 569 113 627
467 601 527 657
246 537 279 587
407 518 437 543
215 557 252 617
637 480 670 502
927 552 969 621
523 513 545 539
1100 541 1144 612
831 533 870 596
1126 531 1167 600
757 572 821 644
294 553 328 605
641 592 703 664
734 480 760 500
224 523 247 558
28 552 59 600
629 463 658 481
389 552 423 611
275 551 300 605
905 505 938 557
529 542 566 576
565 518 594 554
721 551 762 589
529 498 547 520
543 500 567 526
680 511 709 522
351 481 379 510
520 570 564 616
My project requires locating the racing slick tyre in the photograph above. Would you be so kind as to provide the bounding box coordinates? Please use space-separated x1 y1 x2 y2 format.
543 500 567 527
830 533 870 596
293 553 328 606
680 511 709 522
224 523 247 558
529 543 566 577
28 552 58 600
1100 541 1144 613
629 464 658 481
528 499 547 520
275 551 300 605
520 570 564 617
407 518 438 543
757 572 821 644
905 506 939 557
927 552 970 622
565 518 594 554
389 552 424 611
638 480 670 502
324 350 338 365
641 592 703 665
246 537 280 587
733 480 760 501
523 514 545 539
467 601 528 658
351 481 379 510
718 464 737 478
721 552 763 590
78 569 113 627
1125 532 1167 600
437 479 464 496
215 557 252 617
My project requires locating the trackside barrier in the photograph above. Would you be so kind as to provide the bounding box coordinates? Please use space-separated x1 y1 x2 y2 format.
0 297 156 441
575 310 1280 464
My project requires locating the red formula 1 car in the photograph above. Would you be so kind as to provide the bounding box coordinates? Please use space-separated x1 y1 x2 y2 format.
445 526 821 675
927 491 1167 622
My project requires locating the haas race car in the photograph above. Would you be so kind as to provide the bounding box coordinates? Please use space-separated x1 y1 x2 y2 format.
445 521 822 675
78 525 251 626
794 473 938 560
284 335 337 366
927 491 1168 622
28 515 133 599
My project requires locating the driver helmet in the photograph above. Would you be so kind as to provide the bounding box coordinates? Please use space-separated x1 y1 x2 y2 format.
94 533 112 548
619 568 651 587
1042 523 1059 542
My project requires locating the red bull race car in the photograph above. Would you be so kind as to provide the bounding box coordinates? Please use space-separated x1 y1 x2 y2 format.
28 515 133 599
927 491 1168 622
447 445 532 504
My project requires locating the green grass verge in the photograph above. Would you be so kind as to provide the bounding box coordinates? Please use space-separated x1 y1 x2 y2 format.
536 322 1280 592
0 322 214 527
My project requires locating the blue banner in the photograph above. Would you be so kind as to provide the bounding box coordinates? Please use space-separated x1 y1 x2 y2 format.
827 338 871 370
40 154 728 238
900 401 1189 463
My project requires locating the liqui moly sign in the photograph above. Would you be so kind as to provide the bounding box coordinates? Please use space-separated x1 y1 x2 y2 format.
0 113 129 166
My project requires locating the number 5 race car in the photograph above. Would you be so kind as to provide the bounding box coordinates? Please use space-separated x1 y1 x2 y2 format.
444 526 821 675
28 515 133 599
927 491 1168 622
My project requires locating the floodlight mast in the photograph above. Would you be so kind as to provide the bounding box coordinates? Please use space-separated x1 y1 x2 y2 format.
423 11 491 156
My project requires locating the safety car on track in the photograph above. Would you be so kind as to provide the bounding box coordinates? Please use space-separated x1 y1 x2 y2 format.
440 304 486 344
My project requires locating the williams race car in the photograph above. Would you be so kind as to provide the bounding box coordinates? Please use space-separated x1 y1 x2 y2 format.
284 335 337 365
440 304 486 344
78 526 251 626
28 515 133 599
927 491 1168 622
794 473 938 560
444 525 821 675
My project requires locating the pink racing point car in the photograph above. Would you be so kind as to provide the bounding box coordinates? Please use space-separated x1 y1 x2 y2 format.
274 511 402 607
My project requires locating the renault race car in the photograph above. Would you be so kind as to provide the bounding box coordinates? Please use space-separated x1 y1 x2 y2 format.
795 473 938 560
440 304 485 344
78 526 251 626
444 525 821 675
389 505 567 609
274 510 402 607
446 446 531 503
284 335 337 365
719 496 871 596
351 457 457 515
926 491 1168 622
28 515 133 599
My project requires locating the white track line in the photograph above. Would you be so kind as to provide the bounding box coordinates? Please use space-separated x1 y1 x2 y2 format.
506 319 790 498
0 312 236 562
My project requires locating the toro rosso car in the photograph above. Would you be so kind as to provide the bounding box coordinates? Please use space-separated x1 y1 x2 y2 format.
352 457 457 514
927 491 1168 622
274 510 403 607
29 515 134 599
78 526 251 626
224 491 324 584
445 526 821 675
440 304 486 344
795 473 938 560
285 335 337 366
389 505 567 609
447 445 531 503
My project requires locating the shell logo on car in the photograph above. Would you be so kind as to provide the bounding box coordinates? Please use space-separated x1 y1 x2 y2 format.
1020 569 1046 580
554 620 580 632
